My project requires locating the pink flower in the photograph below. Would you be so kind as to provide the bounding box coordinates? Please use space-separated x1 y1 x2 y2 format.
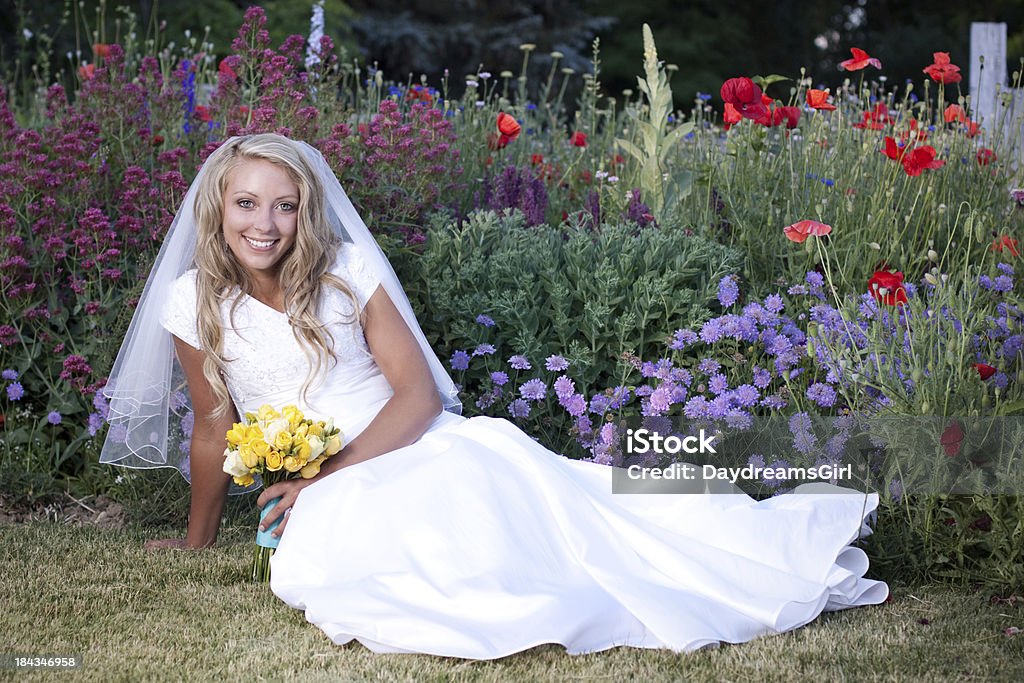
839 47 882 71
783 219 832 243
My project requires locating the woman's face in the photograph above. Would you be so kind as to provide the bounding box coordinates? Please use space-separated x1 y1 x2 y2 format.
221 158 300 281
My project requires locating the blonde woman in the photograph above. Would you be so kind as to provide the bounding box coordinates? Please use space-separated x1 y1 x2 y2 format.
102 134 886 659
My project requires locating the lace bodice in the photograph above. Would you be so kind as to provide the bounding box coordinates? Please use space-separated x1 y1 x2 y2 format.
160 243 395 434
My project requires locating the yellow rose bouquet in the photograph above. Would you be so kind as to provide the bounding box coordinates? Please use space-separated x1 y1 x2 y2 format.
222 403 344 582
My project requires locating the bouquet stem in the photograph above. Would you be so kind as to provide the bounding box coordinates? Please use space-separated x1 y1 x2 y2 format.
252 545 275 582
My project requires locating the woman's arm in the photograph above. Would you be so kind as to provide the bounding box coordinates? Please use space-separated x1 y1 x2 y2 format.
257 284 443 533
145 336 236 550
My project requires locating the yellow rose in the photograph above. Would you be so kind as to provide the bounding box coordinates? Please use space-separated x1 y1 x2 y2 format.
274 430 293 452
293 435 312 461
283 405 304 431
283 455 303 473
308 421 324 438
235 474 255 487
294 422 309 438
324 433 343 456
300 455 326 479
265 448 284 472
262 417 290 446
250 440 271 466
225 423 248 447
257 404 280 425
238 443 258 469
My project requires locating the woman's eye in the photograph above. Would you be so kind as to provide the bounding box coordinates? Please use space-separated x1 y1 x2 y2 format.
238 199 254 208
279 202 295 211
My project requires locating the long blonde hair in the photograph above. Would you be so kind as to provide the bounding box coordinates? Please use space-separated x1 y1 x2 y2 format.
191 134 359 417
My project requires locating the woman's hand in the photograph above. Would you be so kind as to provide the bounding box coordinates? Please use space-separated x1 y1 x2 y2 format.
257 477 316 538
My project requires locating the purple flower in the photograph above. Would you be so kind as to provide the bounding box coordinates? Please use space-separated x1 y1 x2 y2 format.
683 396 710 419
170 391 188 411
508 398 531 418
670 329 699 350
806 382 837 408
806 271 824 288
6 382 24 401
520 379 547 401
997 262 1014 277
450 350 471 371
1 368 17 381
93 392 110 419
764 294 784 314
763 459 790 487
553 375 575 399
699 318 724 343
732 384 760 407
473 343 496 356
697 358 721 376
87 412 105 436
490 371 509 386
508 355 532 370
648 386 672 413
47 411 62 425
752 367 772 389
761 394 787 410
181 410 195 438
475 314 495 327
747 453 766 469
724 409 752 430
545 355 569 371
709 373 729 395
561 394 587 417
718 275 740 308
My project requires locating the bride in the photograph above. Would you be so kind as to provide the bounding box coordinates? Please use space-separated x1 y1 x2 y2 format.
100 133 887 659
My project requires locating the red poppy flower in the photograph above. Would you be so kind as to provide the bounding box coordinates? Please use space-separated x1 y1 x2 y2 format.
93 43 112 58
963 119 980 138
720 77 769 121
940 420 965 456
570 131 587 147
881 136 906 161
977 148 996 165
771 106 801 129
944 104 966 123
852 103 891 130
406 85 433 103
78 63 96 80
579 169 593 184
839 47 882 71
783 219 832 243
806 89 837 111
901 146 944 176
152 134 164 146
530 153 544 166
901 119 928 143
194 105 212 122
722 102 742 130
991 235 1020 256
923 52 961 85
974 363 997 380
496 112 521 145
868 270 908 306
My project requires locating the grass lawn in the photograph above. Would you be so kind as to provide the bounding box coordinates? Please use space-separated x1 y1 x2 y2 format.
1 522 1021 682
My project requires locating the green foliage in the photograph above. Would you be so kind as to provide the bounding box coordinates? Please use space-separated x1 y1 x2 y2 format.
394 209 743 392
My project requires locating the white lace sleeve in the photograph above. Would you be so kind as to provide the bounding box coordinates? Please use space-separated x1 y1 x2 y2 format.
334 243 383 307
160 270 202 350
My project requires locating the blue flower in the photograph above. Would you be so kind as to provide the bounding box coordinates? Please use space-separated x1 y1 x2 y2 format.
508 399 531 418
6 382 24 401
806 382 837 408
490 371 509 386
475 314 495 327
545 355 569 371
450 350 471 371
47 411 62 425
520 379 547 401
508 355 532 370
1 368 17 381
473 343 496 356
718 275 740 308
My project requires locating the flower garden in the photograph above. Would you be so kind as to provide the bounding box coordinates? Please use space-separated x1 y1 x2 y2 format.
1 7 1022 590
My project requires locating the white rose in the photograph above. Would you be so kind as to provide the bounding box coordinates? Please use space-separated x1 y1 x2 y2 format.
222 448 249 478
306 434 326 459
261 417 291 445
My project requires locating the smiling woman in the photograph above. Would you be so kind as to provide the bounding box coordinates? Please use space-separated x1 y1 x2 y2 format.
220 159 299 311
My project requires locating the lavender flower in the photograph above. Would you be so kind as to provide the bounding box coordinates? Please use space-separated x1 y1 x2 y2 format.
508 355 532 370
807 382 837 408
450 350 471 371
473 343 496 356
508 399 531 418
6 382 24 401
47 411 62 425
476 314 496 327
553 375 575 399
648 386 672 413
561 394 587 417
520 379 547 401
764 294 784 314
752 367 772 389
697 358 721 376
670 329 698 350
490 371 509 386
683 396 710 419
709 374 729 395
545 355 569 371
718 275 740 308
87 412 105 436
1 368 17 381
732 384 760 407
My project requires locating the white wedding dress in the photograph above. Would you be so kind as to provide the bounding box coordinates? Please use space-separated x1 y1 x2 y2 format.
162 244 888 660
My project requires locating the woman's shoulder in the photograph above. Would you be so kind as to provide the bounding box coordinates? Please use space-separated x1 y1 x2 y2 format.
328 243 382 306
161 268 201 348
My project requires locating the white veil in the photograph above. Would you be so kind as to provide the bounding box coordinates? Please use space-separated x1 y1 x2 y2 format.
99 135 461 486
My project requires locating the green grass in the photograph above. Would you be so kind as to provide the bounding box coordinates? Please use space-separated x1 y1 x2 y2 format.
1 523 1022 682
